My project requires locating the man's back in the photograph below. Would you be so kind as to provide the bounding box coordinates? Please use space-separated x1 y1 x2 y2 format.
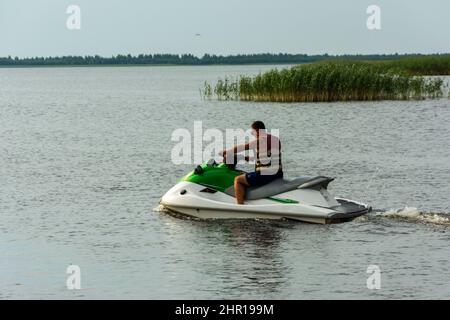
249 132 282 176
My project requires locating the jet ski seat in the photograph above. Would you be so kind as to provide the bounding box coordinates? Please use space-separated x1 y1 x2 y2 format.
224 176 334 200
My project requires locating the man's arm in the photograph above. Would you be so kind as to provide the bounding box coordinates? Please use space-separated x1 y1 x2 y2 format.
220 142 251 156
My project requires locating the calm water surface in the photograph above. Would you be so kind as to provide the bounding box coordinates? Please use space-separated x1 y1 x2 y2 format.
0 66 449 299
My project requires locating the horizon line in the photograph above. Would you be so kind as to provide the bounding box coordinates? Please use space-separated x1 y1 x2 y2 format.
2 52 450 59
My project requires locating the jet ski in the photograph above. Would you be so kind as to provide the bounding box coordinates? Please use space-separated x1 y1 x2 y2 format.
160 159 371 224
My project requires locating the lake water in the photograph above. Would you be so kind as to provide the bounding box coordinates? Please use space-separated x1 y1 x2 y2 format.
0 65 449 299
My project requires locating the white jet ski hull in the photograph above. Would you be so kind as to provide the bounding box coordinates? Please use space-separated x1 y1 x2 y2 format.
160 181 369 224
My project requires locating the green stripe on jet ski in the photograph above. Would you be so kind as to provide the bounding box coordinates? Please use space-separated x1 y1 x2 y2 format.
182 162 241 192
268 197 299 204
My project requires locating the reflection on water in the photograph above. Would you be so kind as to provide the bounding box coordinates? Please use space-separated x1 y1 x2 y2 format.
159 216 291 298
205 221 288 295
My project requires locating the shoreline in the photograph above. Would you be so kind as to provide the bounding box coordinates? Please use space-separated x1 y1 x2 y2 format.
1 53 448 69
0 62 301 69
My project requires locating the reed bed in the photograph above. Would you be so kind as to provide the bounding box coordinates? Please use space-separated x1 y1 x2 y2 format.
382 55 450 76
202 58 448 102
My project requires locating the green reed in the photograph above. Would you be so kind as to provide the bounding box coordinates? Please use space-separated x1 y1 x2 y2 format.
203 58 448 102
382 55 450 76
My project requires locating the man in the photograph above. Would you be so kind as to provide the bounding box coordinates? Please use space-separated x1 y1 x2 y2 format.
220 121 283 205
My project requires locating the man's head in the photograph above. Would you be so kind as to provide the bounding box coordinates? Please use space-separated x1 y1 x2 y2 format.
251 121 266 137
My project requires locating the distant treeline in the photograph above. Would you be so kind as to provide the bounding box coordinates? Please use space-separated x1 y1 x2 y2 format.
1 53 449 67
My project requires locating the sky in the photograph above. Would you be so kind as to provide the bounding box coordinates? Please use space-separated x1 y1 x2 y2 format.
0 0 449 57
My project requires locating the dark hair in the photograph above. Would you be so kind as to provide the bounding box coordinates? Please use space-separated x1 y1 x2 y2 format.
251 121 266 131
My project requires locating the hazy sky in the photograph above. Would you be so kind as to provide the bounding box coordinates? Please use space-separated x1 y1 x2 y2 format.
0 0 449 57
